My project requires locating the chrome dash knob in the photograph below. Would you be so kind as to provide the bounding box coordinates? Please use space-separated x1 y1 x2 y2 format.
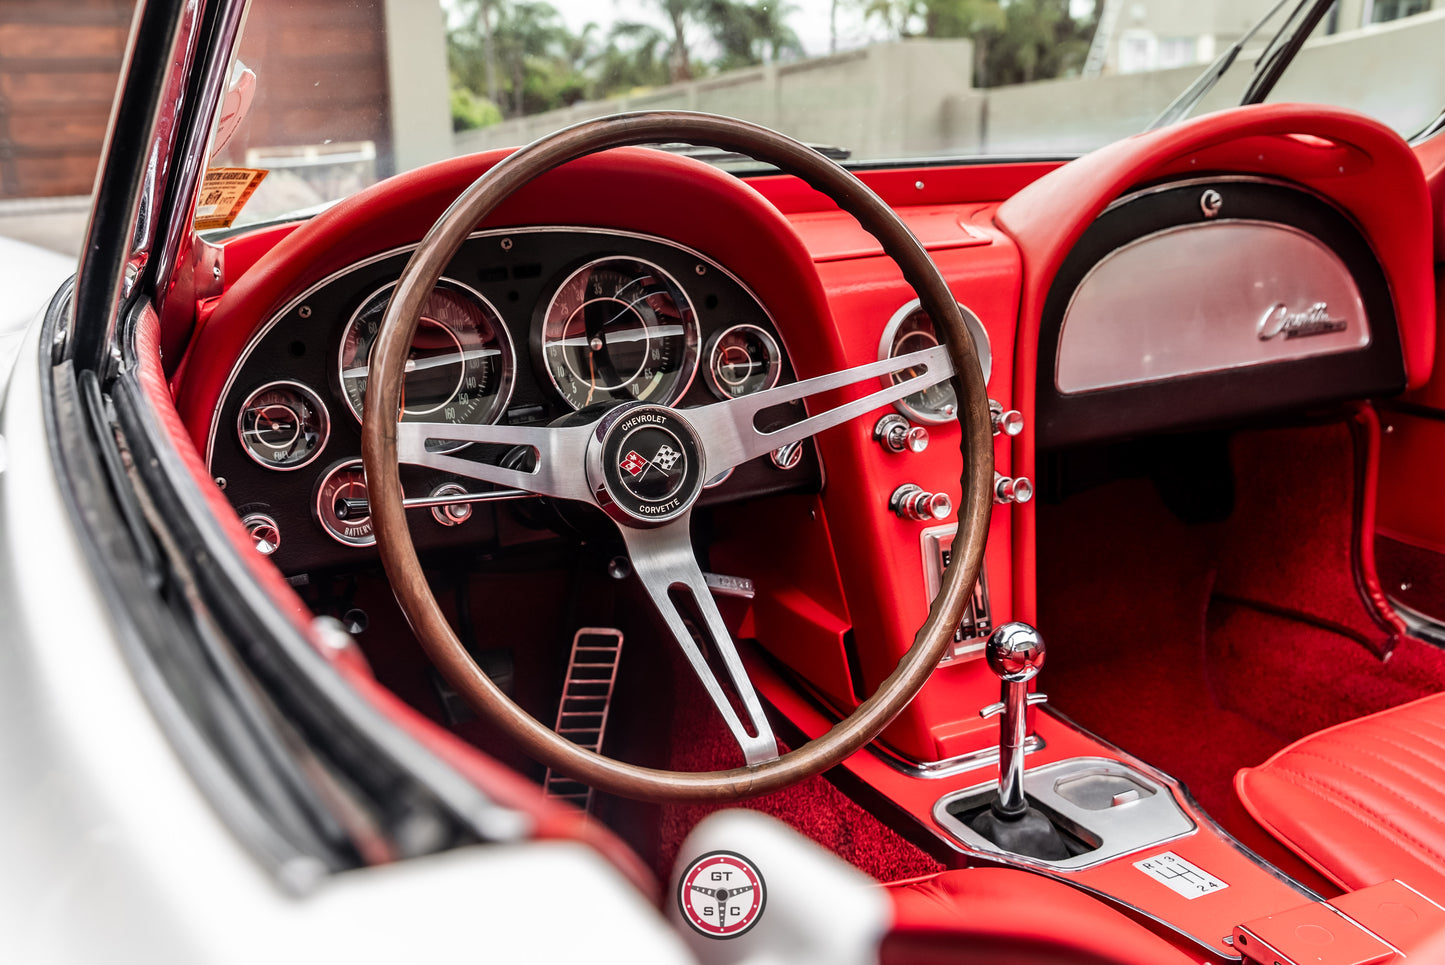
891 484 952 522
875 414 929 454
994 472 1034 505
990 400 1024 437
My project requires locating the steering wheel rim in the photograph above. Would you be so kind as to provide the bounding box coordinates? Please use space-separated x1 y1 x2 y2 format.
361 111 994 803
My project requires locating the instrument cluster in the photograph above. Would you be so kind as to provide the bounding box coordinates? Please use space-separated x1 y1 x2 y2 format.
208 226 810 571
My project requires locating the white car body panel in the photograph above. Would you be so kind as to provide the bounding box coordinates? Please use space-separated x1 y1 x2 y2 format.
0 317 694 964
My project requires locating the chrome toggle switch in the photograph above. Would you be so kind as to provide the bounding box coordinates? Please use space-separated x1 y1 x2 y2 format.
874 413 929 454
993 472 1034 505
990 400 1024 437
891 483 953 522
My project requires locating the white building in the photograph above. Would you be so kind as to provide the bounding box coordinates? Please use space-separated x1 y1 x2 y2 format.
1089 0 1443 75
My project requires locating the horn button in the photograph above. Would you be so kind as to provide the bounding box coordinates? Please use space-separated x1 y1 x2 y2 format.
589 404 707 526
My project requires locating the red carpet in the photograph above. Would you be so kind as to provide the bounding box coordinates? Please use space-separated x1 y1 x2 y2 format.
1038 421 1445 896
640 639 946 884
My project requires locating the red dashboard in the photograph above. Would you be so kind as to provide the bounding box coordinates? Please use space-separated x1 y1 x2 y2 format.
168 103 1435 767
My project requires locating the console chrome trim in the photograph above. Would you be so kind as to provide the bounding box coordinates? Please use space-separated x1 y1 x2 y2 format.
871 734 1045 780
932 756 1197 872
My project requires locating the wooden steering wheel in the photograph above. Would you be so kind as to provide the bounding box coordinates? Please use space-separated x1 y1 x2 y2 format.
361 112 994 802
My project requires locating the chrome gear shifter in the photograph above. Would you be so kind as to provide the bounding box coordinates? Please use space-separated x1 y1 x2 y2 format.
979 622 1049 817
970 622 1070 860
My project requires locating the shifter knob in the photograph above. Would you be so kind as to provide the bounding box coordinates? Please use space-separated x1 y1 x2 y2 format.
985 622 1045 682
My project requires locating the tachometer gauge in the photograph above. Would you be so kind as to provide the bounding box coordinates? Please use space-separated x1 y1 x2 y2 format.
878 300 991 425
538 256 700 410
705 324 782 400
339 279 514 453
236 381 329 470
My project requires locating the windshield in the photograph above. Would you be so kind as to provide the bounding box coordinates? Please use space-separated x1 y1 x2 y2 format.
213 0 1445 228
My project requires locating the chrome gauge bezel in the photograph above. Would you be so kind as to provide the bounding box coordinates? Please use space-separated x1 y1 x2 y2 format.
337 276 517 454
235 379 331 471
314 459 376 547
877 299 992 425
537 255 702 411
704 323 783 400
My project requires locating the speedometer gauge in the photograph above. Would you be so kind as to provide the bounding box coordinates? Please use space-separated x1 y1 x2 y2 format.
339 279 514 453
538 257 700 411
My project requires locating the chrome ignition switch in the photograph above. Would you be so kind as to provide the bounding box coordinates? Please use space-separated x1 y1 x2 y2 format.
891 483 952 522
874 413 929 454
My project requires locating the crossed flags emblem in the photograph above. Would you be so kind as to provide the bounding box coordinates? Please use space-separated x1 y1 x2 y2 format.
620 444 682 478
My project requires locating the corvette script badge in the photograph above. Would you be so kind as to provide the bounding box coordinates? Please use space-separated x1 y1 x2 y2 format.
1257 301 1347 340
677 851 767 938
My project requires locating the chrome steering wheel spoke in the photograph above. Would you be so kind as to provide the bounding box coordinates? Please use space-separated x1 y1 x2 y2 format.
685 344 954 475
619 516 780 766
394 419 598 502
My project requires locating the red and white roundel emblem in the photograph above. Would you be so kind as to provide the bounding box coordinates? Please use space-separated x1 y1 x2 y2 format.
677 851 766 938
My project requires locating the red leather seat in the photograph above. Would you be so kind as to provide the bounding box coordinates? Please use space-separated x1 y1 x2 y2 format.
1236 692 1445 898
884 867 1200 964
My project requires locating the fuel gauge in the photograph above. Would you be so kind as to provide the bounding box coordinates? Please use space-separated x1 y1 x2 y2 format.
705 324 782 400
237 381 329 470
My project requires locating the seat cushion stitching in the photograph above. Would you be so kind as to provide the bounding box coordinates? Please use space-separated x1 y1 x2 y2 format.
1298 739 1442 789
1271 764 1445 866
1281 749 1445 828
1332 731 1445 780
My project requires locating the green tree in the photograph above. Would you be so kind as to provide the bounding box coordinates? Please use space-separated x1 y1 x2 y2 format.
595 21 675 93
704 0 804 70
450 85 503 131
862 0 1093 87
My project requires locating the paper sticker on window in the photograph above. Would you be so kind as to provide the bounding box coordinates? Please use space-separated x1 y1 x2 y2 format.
194 167 267 230
1134 851 1228 900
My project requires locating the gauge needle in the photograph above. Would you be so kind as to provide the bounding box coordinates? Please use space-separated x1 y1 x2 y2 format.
343 347 499 379
552 324 684 348
242 421 294 436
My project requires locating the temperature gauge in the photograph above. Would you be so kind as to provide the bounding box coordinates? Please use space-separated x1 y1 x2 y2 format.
237 381 329 470
314 460 375 547
705 324 783 400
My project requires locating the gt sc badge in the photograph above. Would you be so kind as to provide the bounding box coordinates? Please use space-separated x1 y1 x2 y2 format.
677 851 767 938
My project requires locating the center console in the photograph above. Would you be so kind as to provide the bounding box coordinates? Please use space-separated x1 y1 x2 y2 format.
746 621 1326 962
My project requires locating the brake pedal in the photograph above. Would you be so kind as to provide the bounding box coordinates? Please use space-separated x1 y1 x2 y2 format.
544 627 625 813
